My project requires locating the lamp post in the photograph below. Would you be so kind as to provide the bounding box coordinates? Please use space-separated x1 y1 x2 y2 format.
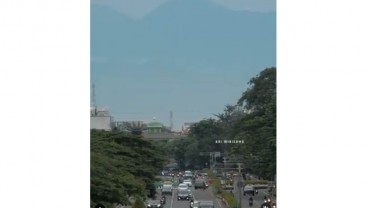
237 163 242 208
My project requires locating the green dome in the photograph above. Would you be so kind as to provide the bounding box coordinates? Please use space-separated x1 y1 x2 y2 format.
147 121 164 128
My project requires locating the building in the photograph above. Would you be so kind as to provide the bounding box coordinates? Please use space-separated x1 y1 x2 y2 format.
113 121 146 134
90 107 113 131
146 121 166 134
180 122 195 135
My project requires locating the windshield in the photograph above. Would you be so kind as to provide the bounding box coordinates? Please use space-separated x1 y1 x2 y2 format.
178 190 189 194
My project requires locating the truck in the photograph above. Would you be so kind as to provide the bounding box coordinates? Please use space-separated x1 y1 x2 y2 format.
194 179 206 189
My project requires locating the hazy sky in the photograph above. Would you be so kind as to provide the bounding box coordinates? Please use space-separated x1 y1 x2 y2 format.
91 0 276 131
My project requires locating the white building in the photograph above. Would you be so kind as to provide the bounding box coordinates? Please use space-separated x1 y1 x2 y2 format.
90 107 112 131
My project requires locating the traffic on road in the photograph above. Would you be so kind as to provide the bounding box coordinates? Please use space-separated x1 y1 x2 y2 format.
145 170 276 208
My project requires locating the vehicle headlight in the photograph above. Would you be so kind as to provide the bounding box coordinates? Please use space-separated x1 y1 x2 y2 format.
147 205 151 207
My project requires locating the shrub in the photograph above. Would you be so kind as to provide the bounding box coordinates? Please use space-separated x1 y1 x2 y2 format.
244 180 270 185
132 196 145 208
212 178 222 194
222 192 238 208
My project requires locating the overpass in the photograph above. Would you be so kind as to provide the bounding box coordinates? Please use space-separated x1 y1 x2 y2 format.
141 132 187 141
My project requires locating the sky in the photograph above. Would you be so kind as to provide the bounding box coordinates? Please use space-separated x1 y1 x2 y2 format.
91 0 276 131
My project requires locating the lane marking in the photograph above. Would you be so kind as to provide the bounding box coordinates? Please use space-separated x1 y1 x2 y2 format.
170 192 174 208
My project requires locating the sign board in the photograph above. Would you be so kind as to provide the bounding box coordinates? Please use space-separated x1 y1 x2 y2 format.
214 152 221 157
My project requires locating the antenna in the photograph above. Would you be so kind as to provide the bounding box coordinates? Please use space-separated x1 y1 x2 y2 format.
91 84 96 108
170 111 173 131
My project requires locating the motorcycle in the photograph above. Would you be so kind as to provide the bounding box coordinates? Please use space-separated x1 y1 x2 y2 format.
160 196 166 205
249 197 253 207
189 199 194 208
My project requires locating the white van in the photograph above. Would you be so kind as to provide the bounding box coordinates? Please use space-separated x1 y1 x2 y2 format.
243 185 255 196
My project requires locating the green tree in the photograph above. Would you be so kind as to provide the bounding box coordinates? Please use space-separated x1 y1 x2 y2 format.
132 196 145 208
91 130 165 206
169 67 276 180
233 67 276 179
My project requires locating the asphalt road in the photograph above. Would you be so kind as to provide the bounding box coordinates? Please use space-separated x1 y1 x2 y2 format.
157 184 225 208
230 187 270 208
155 176 272 208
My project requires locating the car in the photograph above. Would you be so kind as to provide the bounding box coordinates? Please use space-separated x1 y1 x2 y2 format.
243 185 255 196
183 179 192 187
194 179 206 189
146 200 163 208
178 183 189 190
161 184 173 195
177 189 191 200
197 200 214 208
184 174 193 180
185 170 192 175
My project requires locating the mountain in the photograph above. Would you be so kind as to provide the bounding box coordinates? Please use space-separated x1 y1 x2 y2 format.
91 0 275 71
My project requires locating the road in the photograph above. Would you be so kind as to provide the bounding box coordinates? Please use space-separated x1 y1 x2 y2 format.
159 186 225 208
155 176 271 208
238 188 269 208
156 175 224 208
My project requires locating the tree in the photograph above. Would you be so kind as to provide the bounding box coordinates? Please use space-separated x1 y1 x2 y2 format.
169 67 276 180
132 196 145 208
238 67 276 113
233 67 276 179
91 130 165 206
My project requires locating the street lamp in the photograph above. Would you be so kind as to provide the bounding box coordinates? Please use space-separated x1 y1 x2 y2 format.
237 163 243 208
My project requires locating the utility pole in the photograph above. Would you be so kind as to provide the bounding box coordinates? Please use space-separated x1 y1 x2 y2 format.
209 152 212 170
237 163 242 208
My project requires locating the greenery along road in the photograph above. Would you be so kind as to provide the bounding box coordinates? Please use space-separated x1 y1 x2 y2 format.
168 67 276 180
90 67 276 208
91 130 166 208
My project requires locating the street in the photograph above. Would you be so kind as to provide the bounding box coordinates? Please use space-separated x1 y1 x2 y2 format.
157 185 269 208
153 175 273 208
159 186 225 208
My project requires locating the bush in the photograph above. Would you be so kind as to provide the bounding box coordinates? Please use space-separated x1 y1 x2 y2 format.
244 180 270 185
212 178 222 194
132 196 145 208
222 192 238 208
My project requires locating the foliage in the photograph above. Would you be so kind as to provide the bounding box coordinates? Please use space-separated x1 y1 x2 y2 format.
222 192 238 208
206 169 215 178
244 180 270 185
170 67 276 180
91 130 165 206
233 67 276 179
212 178 222 194
132 196 145 208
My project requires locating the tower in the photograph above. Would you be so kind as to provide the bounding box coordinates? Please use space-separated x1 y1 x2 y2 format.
170 111 173 131
91 83 96 108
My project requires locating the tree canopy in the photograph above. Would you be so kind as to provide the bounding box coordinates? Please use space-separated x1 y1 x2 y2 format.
171 67 276 180
91 130 165 207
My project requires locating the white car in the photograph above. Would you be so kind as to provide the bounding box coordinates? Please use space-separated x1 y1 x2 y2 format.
190 200 199 208
178 183 189 190
183 179 192 187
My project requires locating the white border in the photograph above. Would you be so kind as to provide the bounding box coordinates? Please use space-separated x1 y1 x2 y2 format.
1 0 368 207
0 0 90 207
279 0 368 207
